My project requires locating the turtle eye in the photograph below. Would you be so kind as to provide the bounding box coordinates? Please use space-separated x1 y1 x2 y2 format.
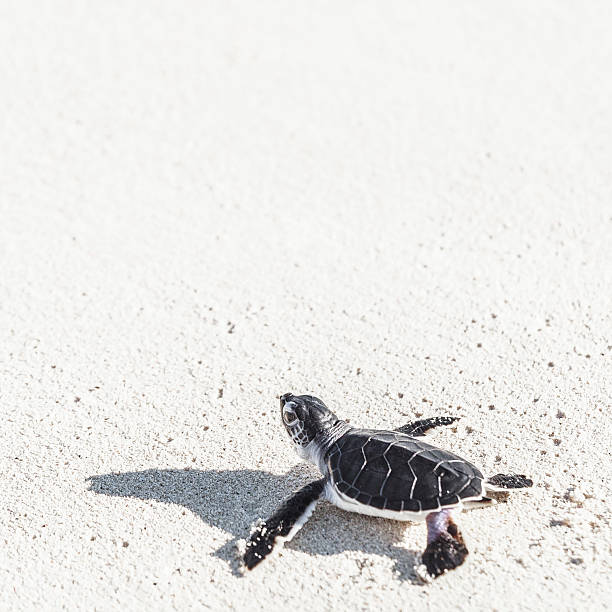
283 406 298 425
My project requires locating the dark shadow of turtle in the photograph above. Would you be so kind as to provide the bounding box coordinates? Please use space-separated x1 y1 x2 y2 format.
86 466 424 584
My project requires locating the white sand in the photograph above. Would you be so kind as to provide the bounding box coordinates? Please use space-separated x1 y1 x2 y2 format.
1 2 611 610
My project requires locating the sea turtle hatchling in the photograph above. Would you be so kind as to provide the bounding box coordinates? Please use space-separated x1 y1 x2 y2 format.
244 393 533 579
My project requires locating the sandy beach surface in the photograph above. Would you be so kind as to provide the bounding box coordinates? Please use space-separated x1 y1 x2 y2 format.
1 2 611 610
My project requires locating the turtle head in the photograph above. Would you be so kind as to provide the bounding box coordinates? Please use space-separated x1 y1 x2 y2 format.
280 393 338 450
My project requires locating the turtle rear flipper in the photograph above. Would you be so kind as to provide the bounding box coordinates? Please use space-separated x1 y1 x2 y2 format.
420 510 468 580
485 473 533 491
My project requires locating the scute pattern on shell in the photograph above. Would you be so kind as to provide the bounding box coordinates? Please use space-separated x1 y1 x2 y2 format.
327 429 484 512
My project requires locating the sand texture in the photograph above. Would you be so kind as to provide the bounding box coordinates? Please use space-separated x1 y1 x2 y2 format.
1 2 611 610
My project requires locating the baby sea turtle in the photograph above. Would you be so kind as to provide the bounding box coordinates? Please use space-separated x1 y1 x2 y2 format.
244 393 533 579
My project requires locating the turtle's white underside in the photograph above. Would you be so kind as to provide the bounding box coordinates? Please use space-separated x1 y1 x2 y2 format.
324 481 486 522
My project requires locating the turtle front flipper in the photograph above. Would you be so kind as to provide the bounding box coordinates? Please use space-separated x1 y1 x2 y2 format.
396 416 459 437
244 478 326 570
420 510 468 579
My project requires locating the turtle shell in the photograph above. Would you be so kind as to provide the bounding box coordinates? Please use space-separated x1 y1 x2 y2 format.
326 429 484 513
